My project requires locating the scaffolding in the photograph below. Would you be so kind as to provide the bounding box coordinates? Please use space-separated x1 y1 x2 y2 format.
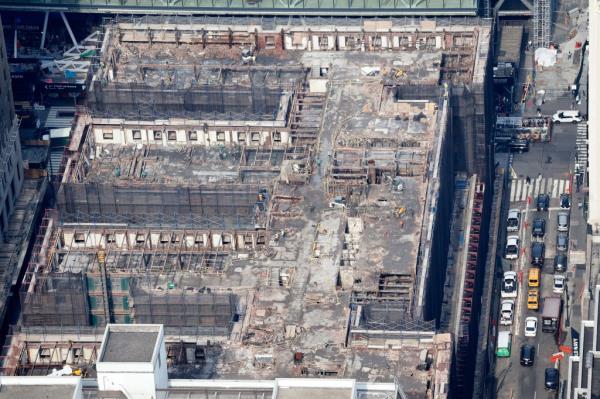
533 0 551 49
56 183 269 229
131 283 236 330
88 81 289 122
21 273 90 327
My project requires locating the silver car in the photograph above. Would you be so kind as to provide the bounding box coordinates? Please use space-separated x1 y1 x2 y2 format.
556 233 569 252
557 212 569 232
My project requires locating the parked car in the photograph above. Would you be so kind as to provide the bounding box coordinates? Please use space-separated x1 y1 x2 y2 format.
500 299 515 325
553 275 566 294
554 254 567 273
552 110 582 123
557 233 569 252
537 194 550 211
558 212 570 232
505 236 520 260
507 209 521 232
502 271 518 298
524 317 538 338
521 344 536 367
545 368 559 390
531 242 545 267
532 217 546 238
560 193 571 209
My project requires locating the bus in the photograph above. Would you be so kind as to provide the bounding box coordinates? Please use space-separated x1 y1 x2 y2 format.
496 331 512 358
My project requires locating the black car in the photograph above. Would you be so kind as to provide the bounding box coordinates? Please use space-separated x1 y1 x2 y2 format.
537 194 550 211
554 254 567 272
560 193 571 209
545 368 559 390
532 218 546 238
531 242 545 267
520 344 535 367
509 139 530 153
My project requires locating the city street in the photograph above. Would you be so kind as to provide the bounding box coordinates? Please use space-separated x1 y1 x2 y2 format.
496 120 576 399
494 95 587 398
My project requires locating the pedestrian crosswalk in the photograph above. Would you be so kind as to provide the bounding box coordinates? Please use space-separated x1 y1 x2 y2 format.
509 177 570 203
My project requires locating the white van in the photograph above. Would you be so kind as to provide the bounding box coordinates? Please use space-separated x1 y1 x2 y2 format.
552 110 583 123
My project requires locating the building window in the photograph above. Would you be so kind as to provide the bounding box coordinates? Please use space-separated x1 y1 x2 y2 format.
188 131 198 141
38 349 51 359
251 132 260 142
273 132 282 143
153 131 162 141
103 131 113 140
238 132 247 142
74 233 86 243
132 130 142 140
216 131 226 142
167 130 177 141
265 36 276 49
136 234 145 243
106 234 116 244
318 36 329 48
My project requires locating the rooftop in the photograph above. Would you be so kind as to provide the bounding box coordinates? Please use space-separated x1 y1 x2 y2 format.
0 385 76 399
100 331 159 362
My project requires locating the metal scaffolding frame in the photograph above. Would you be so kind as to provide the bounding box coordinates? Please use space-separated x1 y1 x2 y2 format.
533 0 551 48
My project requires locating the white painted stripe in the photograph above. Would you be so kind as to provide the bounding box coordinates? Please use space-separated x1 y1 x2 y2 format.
521 180 530 202
540 178 548 195
558 179 566 195
510 179 517 202
552 178 559 198
534 178 541 197
515 179 523 202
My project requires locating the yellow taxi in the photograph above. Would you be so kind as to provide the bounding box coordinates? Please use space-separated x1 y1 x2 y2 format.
527 289 539 310
528 268 540 288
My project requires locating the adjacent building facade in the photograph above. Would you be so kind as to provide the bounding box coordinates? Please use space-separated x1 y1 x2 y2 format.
0 18 24 238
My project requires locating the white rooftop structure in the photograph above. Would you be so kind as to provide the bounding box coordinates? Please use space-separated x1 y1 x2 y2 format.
0 324 405 399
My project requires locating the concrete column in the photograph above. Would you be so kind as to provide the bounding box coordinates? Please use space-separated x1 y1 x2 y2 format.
589 0 600 231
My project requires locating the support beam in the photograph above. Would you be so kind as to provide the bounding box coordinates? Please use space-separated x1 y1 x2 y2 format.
60 11 80 52
40 10 49 50
13 29 17 58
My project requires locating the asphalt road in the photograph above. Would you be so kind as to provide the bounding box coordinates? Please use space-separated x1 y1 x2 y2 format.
494 116 579 399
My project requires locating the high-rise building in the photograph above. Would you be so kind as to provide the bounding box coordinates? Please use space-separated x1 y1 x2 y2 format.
0 17 24 238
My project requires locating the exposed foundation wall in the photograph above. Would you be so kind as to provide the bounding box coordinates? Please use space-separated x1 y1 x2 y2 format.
92 126 290 147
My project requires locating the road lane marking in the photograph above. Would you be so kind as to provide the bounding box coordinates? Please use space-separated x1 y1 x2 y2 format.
511 179 517 202
559 179 566 195
521 181 530 202
515 179 522 202
534 178 541 197
552 178 559 198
